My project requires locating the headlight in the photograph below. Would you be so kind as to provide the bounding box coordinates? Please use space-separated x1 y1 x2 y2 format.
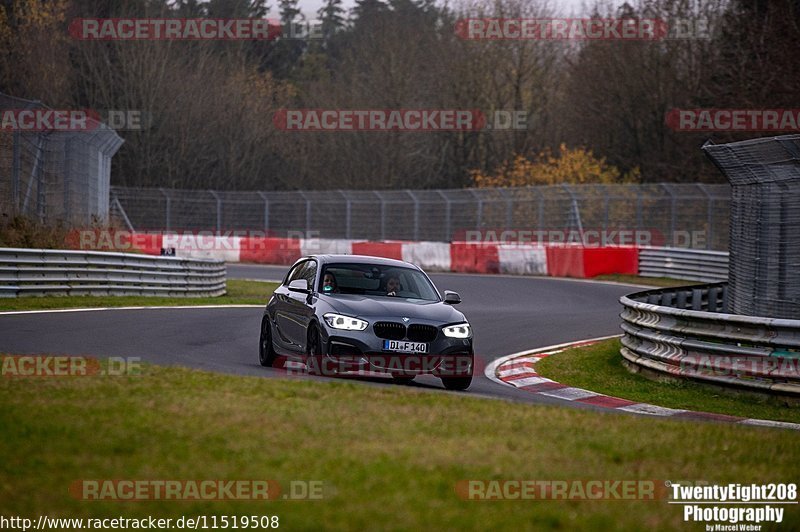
443 323 471 338
323 313 368 331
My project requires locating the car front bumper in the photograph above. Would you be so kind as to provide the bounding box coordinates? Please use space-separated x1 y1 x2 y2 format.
318 325 474 377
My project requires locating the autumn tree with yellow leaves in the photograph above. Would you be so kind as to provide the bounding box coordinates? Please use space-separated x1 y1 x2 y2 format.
471 144 640 188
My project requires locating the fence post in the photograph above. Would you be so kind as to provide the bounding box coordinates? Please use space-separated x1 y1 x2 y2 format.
661 183 676 247
407 190 419 241
697 183 713 250
561 184 584 236
209 190 222 232
36 139 45 223
112 193 135 232
13 99 40 217
635 188 643 233
437 190 451 241
63 137 71 221
11 130 20 214
469 189 483 230
257 191 270 233
159 188 171 231
341 191 351 240
375 191 386 241
21 134 45 217
536 187 544 229
499 188 512 229
298 190 311 237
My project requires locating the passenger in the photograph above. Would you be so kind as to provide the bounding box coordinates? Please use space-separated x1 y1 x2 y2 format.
322 272 339 293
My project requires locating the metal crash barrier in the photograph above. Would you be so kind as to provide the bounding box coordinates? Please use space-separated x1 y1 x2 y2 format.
0 248 226 297
620 283 800 397
638 248 728 283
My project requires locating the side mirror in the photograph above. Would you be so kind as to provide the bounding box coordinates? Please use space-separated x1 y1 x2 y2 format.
443 290 461 305
288 279 310 294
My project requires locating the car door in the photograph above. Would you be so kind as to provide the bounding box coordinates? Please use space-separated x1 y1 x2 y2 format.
272 260 311 353
282 259 318 351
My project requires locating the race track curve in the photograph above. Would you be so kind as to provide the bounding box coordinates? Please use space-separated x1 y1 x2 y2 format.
0 264 643 409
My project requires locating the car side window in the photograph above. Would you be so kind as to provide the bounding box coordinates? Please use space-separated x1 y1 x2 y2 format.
285 261 309 286
301 260 318 289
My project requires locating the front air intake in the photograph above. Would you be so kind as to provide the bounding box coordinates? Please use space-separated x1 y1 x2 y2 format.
406 324 438 342
373 321 406 340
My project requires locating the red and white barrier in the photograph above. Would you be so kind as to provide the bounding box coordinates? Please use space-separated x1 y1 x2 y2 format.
402 241 451 271
161 233 242 262
545 245 638 278
240 236 300 265
450 242 500 273
497 244 548 275
104 232 639 279
351 240 404 260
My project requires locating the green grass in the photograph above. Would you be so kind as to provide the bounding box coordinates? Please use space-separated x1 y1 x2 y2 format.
0 280 276 311
536 338 800 424
592 274 699 288
0 364 798 531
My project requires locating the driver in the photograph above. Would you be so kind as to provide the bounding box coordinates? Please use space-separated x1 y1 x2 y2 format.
385 275 401 296
322 272 339 293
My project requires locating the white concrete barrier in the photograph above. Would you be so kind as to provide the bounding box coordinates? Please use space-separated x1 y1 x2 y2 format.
497 244 548 275
402 241 452 271
301 238 353 256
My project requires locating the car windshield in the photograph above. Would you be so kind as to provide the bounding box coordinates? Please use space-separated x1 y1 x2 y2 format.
319 263 439 301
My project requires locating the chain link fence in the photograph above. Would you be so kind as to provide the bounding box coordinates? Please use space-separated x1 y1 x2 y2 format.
703 134 800 319
0 92 124 226
112 183 731 250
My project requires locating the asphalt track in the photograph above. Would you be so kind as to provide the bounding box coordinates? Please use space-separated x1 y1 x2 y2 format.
0 263 642 409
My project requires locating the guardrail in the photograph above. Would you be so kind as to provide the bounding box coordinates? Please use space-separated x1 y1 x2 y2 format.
638 248 728 282
0 248 226 297
619 283 800 397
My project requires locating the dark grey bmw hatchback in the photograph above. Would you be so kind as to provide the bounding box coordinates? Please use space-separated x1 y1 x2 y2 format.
259 254 474 390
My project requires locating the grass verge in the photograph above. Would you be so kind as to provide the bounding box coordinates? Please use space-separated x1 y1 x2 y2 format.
0 363 798 530
0 280 276 311
535 338 800 424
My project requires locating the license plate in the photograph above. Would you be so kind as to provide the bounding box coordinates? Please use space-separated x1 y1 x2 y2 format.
383 340 428 353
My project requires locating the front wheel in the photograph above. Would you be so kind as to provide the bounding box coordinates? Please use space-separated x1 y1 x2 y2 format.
306 324 331 376
259 318 277 367
441 376 472 391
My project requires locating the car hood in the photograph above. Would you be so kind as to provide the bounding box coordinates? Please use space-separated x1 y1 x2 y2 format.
321 294 466 324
